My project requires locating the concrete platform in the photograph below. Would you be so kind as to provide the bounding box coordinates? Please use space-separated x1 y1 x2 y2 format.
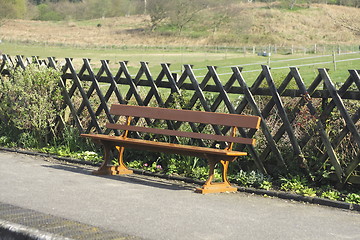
0 150 359 240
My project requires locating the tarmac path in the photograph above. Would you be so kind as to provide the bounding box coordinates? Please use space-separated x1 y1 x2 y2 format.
0 150 359 240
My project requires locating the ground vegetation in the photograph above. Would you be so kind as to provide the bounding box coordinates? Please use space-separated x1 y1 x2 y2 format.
0 1 359 46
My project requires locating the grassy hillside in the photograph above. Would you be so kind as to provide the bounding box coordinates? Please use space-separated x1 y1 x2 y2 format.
0 3 359 48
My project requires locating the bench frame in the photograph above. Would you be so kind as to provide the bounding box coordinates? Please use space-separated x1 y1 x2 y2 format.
81 104 260 194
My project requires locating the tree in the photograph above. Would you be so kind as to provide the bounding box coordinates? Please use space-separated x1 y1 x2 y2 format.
147 0 216 34
147 0 169 31
36 3 64 21
0 0 26 19
167 0 207 34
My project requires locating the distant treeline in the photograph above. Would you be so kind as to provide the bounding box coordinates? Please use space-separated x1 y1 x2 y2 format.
0 0 359 23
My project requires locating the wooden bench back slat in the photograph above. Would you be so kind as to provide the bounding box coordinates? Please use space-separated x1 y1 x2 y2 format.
110 104 261 129
106 123 256 145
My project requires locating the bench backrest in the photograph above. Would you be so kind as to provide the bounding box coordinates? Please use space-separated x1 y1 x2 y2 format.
106 104 261 146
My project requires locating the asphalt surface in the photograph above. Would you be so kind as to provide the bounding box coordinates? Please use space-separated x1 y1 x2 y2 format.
0 150 360 240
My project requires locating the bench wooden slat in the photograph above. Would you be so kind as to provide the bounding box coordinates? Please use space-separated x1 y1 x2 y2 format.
81 134 247 158
106 123 256 145
110 104 261 129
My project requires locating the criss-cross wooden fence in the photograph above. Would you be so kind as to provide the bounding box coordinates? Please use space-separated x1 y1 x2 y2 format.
1 55 359 185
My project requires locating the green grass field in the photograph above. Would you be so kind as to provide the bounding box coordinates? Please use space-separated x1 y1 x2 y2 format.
1 41 359 86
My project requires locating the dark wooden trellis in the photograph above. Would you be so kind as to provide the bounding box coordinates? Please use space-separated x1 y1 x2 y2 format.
1 54 359 185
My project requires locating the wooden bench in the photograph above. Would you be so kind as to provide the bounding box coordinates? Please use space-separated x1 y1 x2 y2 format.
81 104 261 194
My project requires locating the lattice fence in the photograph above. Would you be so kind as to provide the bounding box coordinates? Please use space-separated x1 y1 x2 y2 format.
1 55 359 185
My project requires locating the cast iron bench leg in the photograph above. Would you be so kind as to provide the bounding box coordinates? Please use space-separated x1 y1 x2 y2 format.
195 155 238 194
92 143 133 175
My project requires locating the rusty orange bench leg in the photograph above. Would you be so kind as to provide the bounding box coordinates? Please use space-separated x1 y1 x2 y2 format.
92 143 133 175
195 156 237 194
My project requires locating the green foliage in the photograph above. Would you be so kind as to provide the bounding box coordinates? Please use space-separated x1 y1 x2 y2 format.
60 126 94 153
29 0 144 21
0 64 63 148
232 170 272 189
259 180 273 190
126 154 212 181
321 189 340 201
0 123 19 148
280 175 317 197
41 145 103 163
300 187 317 197
345 193 360 204
36 4 64 21
127 159 144 169
167 156 216 181
0 0 26 19
18 132 39 149
69 150 103 163
191 166 210 181
39 125 102 162
143 162 164 173
127 159 163 173
0 135 14 147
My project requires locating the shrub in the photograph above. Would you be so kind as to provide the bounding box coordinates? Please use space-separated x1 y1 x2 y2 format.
36 4 64 21
0 64 63 148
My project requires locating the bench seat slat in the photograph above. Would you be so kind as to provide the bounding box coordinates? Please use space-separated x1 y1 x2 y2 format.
110 104 261 129
81 134 248 158
106 123 256 145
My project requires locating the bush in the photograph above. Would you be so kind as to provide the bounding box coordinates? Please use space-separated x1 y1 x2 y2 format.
0 64 63 148
36 4 64 21
0 0 26 19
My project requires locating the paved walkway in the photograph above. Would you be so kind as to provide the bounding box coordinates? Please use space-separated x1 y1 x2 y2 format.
0 150 360 240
